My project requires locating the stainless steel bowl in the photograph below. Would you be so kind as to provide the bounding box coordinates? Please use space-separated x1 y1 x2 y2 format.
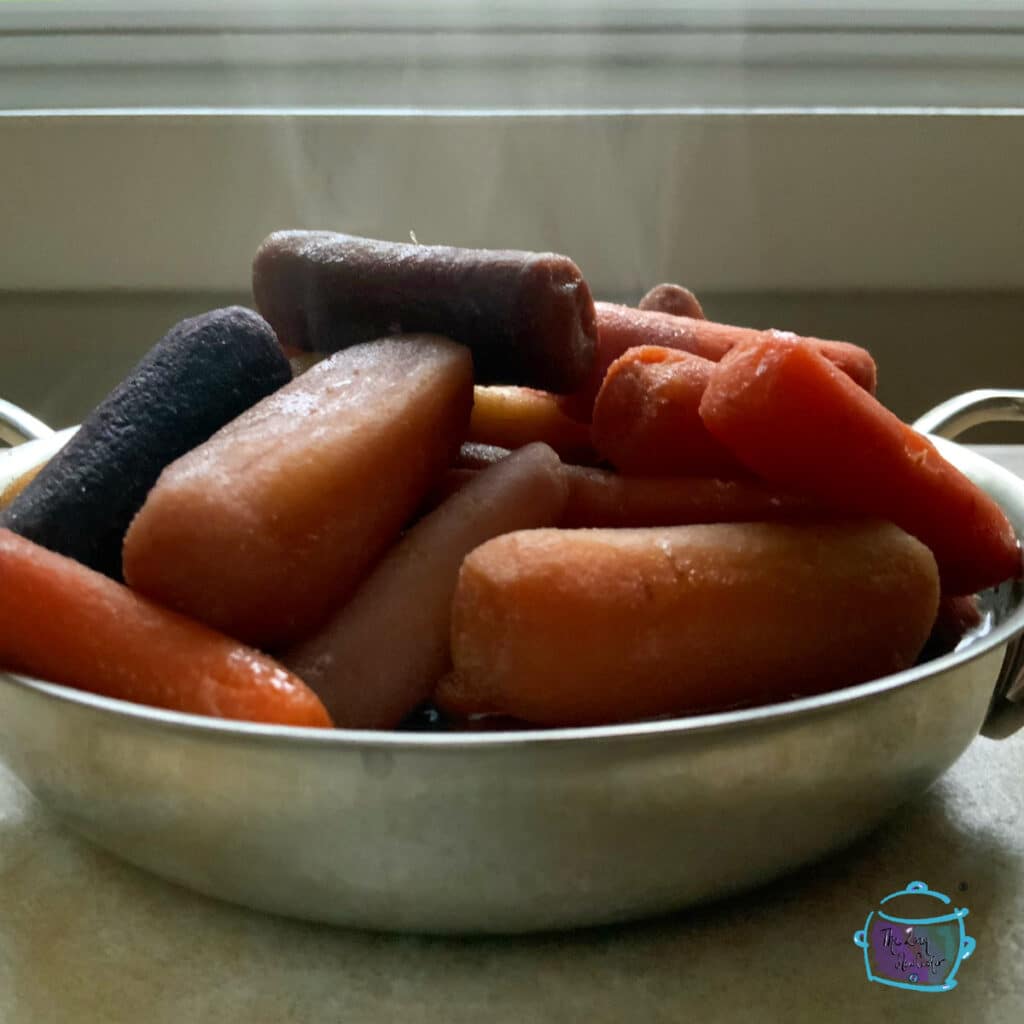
0 389 1022 935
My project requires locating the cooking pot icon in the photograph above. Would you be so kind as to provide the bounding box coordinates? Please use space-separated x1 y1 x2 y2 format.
853 880 975 991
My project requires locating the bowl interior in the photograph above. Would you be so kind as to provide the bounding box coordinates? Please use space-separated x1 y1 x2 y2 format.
1 426 1022 748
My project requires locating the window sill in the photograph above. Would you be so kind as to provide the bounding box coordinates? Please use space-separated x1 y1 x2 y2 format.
1 108 1021 294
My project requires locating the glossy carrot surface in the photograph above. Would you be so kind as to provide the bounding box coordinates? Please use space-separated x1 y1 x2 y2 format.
468 385 596 463
560 466 818 528
285 444 567 729
124 336 473 649
0 529 331 727
565 303 877 417
591 346 745 477
699 334 1020 595
440 521 939 726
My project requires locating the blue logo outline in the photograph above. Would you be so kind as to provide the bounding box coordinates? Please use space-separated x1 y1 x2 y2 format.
853 880 976 992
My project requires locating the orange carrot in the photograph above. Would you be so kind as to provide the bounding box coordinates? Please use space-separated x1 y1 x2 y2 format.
0 464 44 511
425 465 819 527
638 283 705 320
0 528 332 727
560 466 819 528
468 385 597 464
564 303 877 418
591 346 746 477
699 334 1021 595
124 337 472 649
439 521 939 726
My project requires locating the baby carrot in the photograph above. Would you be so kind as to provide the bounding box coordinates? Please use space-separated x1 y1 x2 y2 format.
0 529 332 728
565 303 877 418
425 465 818 528
0 464 44 511
560 466 818 528
468 385 597 464
638 283 705 320
591 346 746 477
699 334 1021 595
440 520 939 726
124 337 472 649
284 443 567 729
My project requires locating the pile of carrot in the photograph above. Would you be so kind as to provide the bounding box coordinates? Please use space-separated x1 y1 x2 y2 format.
0 238 1018 731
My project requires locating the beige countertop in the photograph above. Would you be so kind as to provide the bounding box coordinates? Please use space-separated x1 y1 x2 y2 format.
1 447 1022 1024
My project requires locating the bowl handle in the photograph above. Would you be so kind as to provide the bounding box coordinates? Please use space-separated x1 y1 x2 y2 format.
852 929 868 948
913 390 1024 741
961 935 977 960
0 399 53 448
912 389 1024 439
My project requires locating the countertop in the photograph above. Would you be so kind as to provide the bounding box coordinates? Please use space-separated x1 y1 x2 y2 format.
1 447 1022 1024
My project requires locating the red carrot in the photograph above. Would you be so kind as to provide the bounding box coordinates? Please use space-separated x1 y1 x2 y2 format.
428 465 820 528
638 283 706 320
699 334 1020 595
565 303 877 418
0 529 332 727
560 467 821 528
591 346 746 477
